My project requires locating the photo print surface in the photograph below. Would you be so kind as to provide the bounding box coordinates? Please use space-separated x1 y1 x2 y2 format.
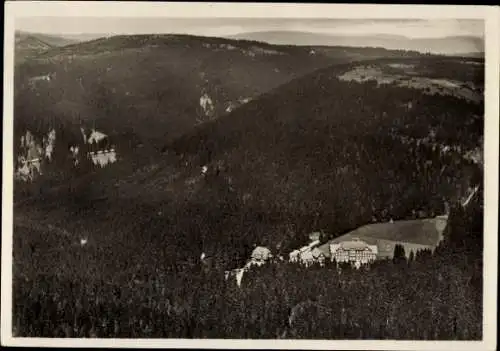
2 2 498 350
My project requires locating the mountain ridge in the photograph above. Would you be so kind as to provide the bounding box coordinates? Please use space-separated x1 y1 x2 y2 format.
227 30 485 56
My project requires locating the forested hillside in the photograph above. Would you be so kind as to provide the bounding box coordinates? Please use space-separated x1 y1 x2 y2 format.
14 55 483 271
116 56 482 253
12 51 484 339
14 34 403 157
13 34 423 192
12 191 483 339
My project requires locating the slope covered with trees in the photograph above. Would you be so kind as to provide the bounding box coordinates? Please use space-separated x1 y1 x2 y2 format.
14 34 405 155
15 56 483 260
120 56 482 252
12 191 483 339
14 34 423 194
12 55 484 339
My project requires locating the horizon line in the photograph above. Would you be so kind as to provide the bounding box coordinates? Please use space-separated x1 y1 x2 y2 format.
16 29 485 41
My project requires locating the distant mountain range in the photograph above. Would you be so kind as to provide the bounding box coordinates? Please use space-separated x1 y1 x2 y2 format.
15 31 76 63
227 31 484 57
15 31 80 47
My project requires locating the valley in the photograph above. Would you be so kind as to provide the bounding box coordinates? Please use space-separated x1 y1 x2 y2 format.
14 33 409 162
14 52 484 272
10 29 485 340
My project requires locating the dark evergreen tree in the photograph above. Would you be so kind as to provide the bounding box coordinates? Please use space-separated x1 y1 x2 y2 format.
393 244 407 264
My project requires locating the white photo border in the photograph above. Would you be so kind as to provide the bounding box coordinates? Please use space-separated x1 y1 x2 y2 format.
2 2 498 350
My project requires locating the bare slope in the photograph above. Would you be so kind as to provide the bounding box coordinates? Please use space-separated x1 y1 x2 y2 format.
318 218 446 260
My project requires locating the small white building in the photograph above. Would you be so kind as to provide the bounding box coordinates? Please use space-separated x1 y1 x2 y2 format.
87 129 108 145
226 246 273 288
311 247 327 266
250 246 272 262
298 249 315 267
289 239 322 266
289 249 300 263
245 246 273 269
88 149 117 167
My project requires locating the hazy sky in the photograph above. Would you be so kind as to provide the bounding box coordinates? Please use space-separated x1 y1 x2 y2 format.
16 18 483 40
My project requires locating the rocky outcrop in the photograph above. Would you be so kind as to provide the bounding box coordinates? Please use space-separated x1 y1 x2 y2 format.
15 130 47 181
15 127 119 182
